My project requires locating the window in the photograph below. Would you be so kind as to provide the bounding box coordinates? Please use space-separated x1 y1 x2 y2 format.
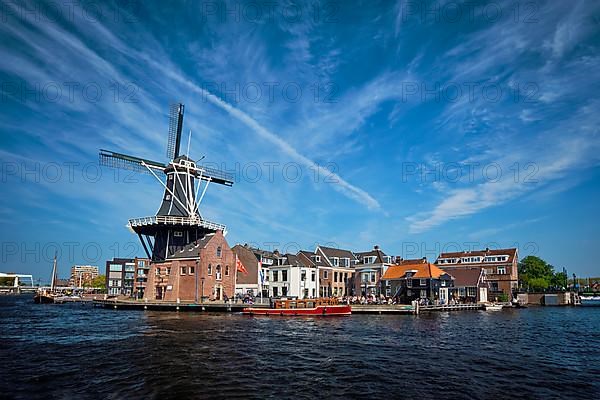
180 267 186 275
420 290 427 298
497 266 506 274
330 257 339 266
166 267 171 275
217 246 222 257
441 280 447 287
334 272 338 282
407 279 413 287
272 271 278 282
311 272 315 282
312 255 321 262
208 264 212 275
282 287 288 296
407 290 412 297
190 266 195 274
420 279 426 286
371 273 376 283
174 231 183 237
225 265 229 276
273 287 278 297
384 256 392 263
301 271 306 281
216 265 222 280
363 256 376 264
282 270 288 281
467 287 476 297
344 273 348 282
341 258 349 267
323 270 328 279
155 267 160 276
109 264 122 272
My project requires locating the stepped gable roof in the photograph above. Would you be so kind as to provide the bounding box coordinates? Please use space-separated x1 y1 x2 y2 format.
441 267 482 287
437 248 517 263
383 262 452 280
170 234 215 259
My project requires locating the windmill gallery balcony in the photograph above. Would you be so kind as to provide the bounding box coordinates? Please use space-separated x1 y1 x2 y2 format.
128 215 227 233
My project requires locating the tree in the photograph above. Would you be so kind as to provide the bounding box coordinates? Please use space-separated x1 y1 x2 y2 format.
519 256 567 291
551 271 568 289
86 275 106 289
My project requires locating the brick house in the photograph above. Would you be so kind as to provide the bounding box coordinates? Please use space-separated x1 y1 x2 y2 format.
354 246 393 296
231 244 281 297
435 248 518 296
441 266 489 303
143 231 235 302
315 245 357 297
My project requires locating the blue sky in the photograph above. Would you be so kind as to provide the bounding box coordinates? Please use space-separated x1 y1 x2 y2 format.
1 0 599 280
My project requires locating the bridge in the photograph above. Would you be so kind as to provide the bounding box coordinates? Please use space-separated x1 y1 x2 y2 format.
0 272 35 293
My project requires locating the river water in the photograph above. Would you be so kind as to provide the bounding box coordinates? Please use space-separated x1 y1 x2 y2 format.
0 295 598 399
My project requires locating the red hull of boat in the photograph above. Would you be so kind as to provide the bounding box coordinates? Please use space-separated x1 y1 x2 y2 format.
242 305 351 316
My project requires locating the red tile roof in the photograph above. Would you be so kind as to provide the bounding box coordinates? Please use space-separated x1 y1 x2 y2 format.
383 262 450 280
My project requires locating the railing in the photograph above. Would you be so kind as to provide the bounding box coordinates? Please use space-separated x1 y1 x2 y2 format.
128 215 226 231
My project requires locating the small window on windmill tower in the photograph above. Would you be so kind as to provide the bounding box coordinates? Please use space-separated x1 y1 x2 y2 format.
174 231 183 237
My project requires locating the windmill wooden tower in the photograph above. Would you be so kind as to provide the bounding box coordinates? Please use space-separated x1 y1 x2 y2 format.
99 103 233 262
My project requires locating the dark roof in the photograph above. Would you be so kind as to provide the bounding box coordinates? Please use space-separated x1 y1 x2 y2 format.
169 234 214 259
397 258 427 265
318 245 357 261
283 253 314 267
296 252 316 267
298 250 328 267
436 248 517 264
441 267 482 287
355 246 389 264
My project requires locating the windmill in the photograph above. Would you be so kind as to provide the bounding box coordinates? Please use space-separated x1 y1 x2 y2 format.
99 103 234 262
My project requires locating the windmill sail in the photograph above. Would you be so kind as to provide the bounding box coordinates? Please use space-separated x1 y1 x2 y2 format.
99 149 166 174
166 103 185 160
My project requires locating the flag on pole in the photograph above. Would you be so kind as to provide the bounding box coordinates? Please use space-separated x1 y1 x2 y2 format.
258 261 264 284
236 254 248 275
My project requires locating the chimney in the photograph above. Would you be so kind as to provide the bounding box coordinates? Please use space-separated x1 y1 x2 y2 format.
374 245 379 250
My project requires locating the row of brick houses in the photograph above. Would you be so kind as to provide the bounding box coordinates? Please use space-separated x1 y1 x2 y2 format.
104 230 518 304
231 244 519 303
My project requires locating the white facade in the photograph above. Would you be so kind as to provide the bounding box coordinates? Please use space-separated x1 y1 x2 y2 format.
270 264 318 299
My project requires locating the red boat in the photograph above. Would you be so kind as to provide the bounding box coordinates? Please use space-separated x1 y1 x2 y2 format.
242 298 351 316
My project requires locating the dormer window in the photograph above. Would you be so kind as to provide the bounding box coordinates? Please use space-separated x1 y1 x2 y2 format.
330 257 339 266
312 255 321 262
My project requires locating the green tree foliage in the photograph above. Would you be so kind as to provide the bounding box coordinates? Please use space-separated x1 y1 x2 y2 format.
0 276 14 286
518 256 566 290
86 275 106 289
